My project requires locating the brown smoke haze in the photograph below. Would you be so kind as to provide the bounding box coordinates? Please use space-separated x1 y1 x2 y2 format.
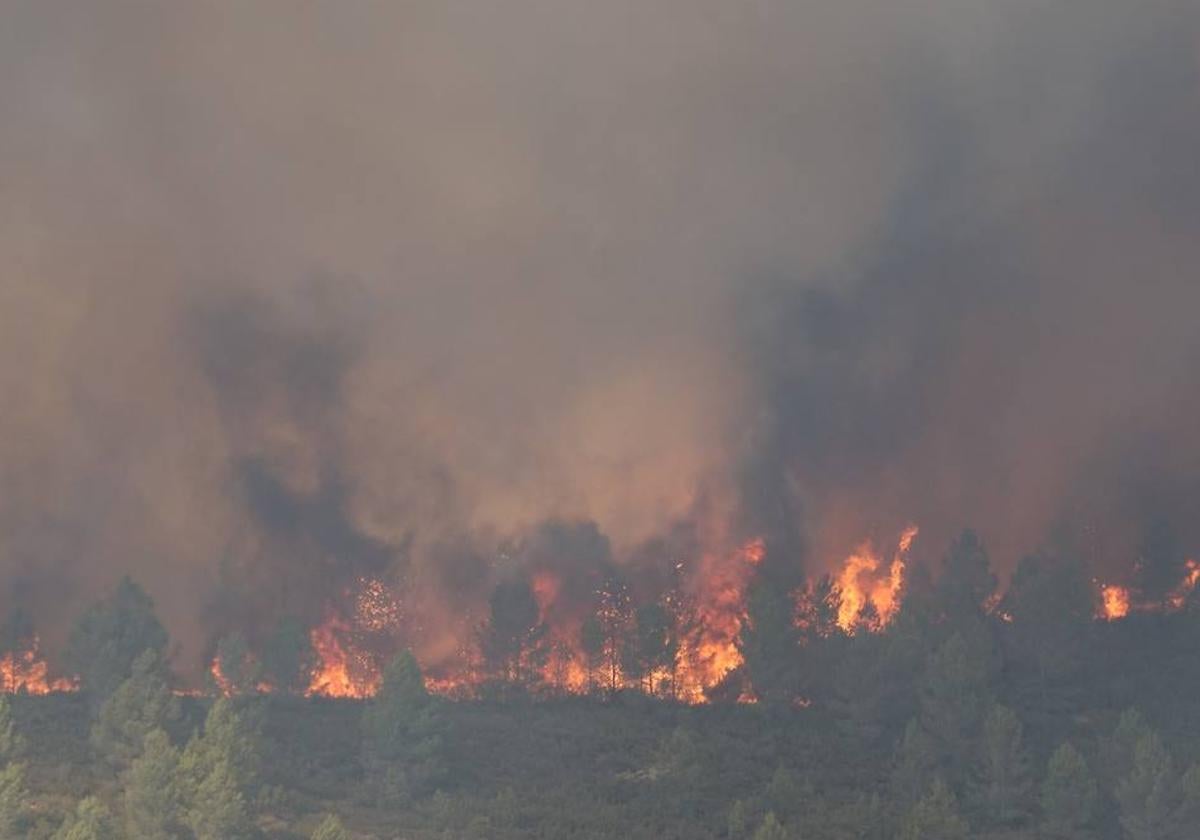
2 0 1199 672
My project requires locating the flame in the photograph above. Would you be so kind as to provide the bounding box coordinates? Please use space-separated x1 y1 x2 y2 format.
0 637 75 695
835 525 918 633
306 614 380 699
1101 585 1130 620
208 653 271 697
672 537 764 702
1167 559 1200 610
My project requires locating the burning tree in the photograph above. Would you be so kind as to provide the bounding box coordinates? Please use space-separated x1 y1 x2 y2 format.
480 577 548 690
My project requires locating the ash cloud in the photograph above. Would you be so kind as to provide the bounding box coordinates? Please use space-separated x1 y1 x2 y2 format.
1 0 1199 671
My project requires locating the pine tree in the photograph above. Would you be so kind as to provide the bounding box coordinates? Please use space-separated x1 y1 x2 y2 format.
920 631 993 776
360 651 446 796
739 582 800 708
1041 742 1097 839
1100 708 1154 791
900 778 969 840
53 797 118 840
765 764 802 820
936 530 997 618
890 718 937 809
185 758 251 840
752 811 789 840
480 578 547 688
66 577 169 705
1116 731 1178 840
178 697 260 797
972 705 1031 826
0 762 26 840
311 813 350 840
124 729 182 840
90 649 181 768
261 615 317 695
1001 552 1094 705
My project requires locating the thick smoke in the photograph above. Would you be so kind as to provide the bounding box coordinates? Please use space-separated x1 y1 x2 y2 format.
1 0 1199 673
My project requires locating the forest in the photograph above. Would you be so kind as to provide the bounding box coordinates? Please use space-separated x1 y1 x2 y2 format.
0 528 1198 839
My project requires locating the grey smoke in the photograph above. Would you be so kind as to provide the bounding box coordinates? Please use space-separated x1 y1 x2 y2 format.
1 0 1198 672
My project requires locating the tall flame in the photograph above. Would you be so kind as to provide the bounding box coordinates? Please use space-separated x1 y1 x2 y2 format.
835 525 918 633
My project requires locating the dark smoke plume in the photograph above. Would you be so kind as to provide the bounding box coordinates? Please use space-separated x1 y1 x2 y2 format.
1 0 1199 672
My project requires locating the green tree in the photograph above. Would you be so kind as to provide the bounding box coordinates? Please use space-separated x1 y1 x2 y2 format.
53 797 118 840
184 758 251 840
1001 553 1094 705
1041 742 1097 839
655 726 703 787
972 705 1031 826
920 631 994 776
360 651 446 795
936 529 996 617
65 577 169 705
739 581 800 708
752 811 788 840
260 616 316 694
765 764 803 820
178 698 261 801
1100 708 1155 792
90 649 181 768
311 813 350 840
900 778 969 840
1116 732 1178 840
0 696 24 764
0 762 26 839
124 729 183 840
890 718 938 809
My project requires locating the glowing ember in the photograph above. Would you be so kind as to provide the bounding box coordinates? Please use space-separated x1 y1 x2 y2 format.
1167 559 1200 610
355 577 402 633
0 637 75 695
835 525 918 633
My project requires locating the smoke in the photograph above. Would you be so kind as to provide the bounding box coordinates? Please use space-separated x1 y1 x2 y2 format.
1 0 1198 672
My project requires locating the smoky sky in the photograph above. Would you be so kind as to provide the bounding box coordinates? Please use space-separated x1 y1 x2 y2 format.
2 0 1199 669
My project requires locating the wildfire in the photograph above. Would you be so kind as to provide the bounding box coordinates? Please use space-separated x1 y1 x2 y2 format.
355 577 402 632
1101 585 1130 621
673 537 765 702
1167 559 1200 610
306 614 380 699
835 525 919 633
0 637 75 695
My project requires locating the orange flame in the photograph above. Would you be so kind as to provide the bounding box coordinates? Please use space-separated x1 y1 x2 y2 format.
306 614 380 699
836 525 918 633
0 637 75 695
1101 585 1130 620
1167 559 1200 610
